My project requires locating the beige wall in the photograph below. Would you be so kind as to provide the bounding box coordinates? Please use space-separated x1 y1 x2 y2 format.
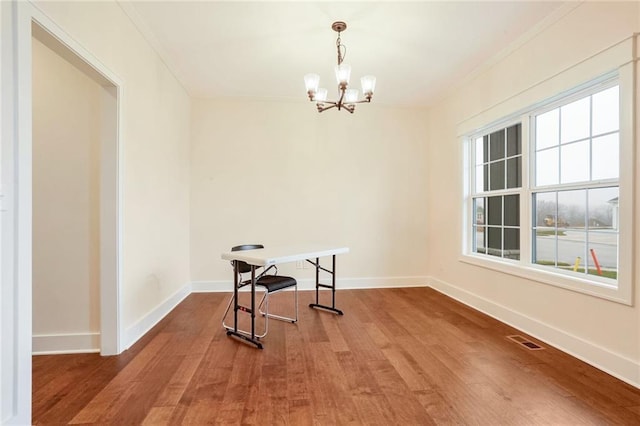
33 1 192 336
32 37 101 340
190 100 429 285
426 1 639 383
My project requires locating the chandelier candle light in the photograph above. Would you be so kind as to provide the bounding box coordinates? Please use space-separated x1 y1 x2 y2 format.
304 21 376 113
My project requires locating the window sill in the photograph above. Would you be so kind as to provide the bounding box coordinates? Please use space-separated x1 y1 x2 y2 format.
459 253 631 305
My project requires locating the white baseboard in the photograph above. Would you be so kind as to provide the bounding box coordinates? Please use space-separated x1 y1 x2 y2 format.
191 276 429 293
338 276 429 290
31 284 193 355
32 332 100 355
427 276 640 389
123 283 191 350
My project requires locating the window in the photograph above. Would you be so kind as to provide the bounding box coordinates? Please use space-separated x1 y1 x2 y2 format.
532 85 619 280
472 124 522 260
464 74 631 303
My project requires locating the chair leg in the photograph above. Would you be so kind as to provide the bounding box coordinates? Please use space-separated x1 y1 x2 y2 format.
258 286 298 323
257 291 268 338
294 285 298 321
221 293 235 332
223 289 269 338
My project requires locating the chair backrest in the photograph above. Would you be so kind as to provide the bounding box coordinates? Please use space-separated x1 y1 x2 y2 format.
231 244 264 274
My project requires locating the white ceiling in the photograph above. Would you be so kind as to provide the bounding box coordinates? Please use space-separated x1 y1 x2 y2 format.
120 1 568 108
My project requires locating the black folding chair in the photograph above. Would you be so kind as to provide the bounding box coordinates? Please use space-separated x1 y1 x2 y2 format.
222 244 298 338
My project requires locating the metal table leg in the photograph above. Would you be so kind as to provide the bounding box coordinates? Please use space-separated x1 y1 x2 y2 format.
308 255 343 315
226 262 263 349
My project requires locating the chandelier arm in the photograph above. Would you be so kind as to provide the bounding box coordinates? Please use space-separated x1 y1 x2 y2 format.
350 98 372 105
318 104 338 112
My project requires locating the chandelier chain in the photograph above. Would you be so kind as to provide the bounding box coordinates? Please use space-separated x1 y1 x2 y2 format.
336 32 346 65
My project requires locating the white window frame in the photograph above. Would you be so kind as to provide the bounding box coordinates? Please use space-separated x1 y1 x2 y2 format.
469 121 524 262
461 70 634 305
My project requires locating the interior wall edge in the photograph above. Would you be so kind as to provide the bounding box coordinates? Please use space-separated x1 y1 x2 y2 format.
427 276 640 389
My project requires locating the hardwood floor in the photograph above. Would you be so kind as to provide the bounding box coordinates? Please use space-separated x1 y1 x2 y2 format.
33 287 640 425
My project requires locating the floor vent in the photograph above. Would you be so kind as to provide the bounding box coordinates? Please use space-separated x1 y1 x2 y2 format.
507 335 545 350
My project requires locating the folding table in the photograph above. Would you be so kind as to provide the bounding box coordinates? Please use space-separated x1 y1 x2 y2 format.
221 245 349 349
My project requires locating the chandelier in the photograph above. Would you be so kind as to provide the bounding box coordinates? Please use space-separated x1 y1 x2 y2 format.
304 21 376 113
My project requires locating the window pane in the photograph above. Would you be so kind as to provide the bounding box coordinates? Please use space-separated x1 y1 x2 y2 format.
560 140 589 184
506 157 521 188
473 197 486 254
534 229 556 266
475 165 485 193
487 196 502 226
483 135 489 163
536 109 559 149
484 164 489 191
504 194 519 226
475 226 486 254
475 137 485 166
592 134 619 180
487 227 502 257
473 197 485 226
489 129 505 161
587 233 617 279
534 191 557 228
558 231 586 272
561 97 590 143
585 184 619 279
506 124 521 156
592 86 619 136
588 187 618 229
558 190 585 229
503 228 520 260
536 148 559 186
489 160 505 190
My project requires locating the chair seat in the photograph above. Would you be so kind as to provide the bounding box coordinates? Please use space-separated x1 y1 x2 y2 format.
257 275 297 292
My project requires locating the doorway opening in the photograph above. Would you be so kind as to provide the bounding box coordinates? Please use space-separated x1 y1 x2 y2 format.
31 21 121 356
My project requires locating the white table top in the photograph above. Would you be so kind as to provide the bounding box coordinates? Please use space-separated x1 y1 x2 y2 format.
221 244 349 266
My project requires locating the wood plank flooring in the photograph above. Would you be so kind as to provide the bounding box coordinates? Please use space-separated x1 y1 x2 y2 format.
33 287 640 425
